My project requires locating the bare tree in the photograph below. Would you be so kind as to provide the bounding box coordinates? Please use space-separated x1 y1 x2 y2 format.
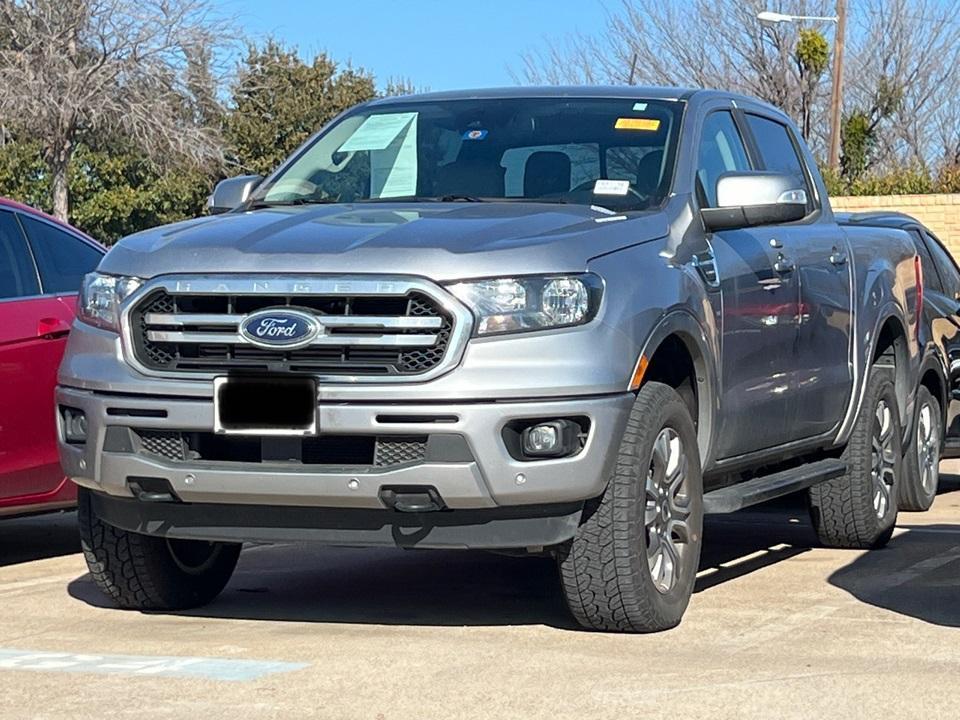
515 0 960 170
844 0 960 171
0 0 232 219
515 1 832 146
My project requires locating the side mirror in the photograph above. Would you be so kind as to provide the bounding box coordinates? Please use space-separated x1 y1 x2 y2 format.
700 172 808 232
207 174 264 214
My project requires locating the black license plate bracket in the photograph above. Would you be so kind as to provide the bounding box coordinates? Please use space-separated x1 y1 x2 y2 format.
214 376 317 435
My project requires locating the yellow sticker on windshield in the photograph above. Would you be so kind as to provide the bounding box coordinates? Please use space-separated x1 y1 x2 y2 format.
615 117 661 131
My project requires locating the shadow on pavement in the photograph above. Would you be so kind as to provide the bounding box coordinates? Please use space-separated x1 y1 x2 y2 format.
697 493 817 592
0 510 79 568
65 472 960 628
69 544 580 628
67 500 819 628
827 472 960 627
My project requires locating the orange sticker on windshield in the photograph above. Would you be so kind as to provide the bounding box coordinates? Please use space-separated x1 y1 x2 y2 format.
615 117 661 131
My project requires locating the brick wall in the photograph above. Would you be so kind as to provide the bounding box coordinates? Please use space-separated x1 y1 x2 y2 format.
830 193 960 257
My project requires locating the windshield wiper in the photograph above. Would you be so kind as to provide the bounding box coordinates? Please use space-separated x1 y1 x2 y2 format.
248 198 340 209
438 194 485 202
351 195 486 203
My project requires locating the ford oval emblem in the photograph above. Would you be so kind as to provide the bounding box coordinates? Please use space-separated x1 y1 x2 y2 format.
239 308 321 349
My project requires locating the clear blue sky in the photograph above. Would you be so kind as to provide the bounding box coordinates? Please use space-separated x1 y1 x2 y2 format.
219 0 607 90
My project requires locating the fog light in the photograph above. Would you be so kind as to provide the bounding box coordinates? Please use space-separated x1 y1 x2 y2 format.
61 407 88 444
521 420 580 458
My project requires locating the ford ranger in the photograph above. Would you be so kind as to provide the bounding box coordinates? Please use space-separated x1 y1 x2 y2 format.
57 87 924 632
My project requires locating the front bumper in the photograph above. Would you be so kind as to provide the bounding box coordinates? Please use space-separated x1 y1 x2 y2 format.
57 385 633 514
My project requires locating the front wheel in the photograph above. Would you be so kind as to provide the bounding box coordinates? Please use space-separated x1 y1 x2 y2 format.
558 382 704 632
78 489 241 610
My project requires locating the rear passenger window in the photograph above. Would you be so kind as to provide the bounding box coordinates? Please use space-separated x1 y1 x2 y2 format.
745 114 811 203
924 231 960 299
20 215 102 295
0 211 40 300
696 111 751 207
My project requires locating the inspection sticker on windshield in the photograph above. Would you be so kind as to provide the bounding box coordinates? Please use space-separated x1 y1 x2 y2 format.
615 117 661 131
593 179 631 196
462 129 488 140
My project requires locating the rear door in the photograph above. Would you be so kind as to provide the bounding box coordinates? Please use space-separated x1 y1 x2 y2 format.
742 112 853 440
0 209 68 500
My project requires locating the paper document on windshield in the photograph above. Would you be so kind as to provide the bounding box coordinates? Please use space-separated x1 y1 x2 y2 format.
370 114 418 198
339 112 418 152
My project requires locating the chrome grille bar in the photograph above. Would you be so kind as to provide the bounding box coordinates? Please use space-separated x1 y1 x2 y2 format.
144 313 443 330
145 330 439 346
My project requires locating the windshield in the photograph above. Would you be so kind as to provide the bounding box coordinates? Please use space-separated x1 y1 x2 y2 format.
252 97 684 211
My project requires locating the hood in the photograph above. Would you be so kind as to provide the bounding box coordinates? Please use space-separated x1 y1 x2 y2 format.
99 202 669 281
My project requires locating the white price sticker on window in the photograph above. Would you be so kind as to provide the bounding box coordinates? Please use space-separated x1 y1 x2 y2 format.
593 179 631 196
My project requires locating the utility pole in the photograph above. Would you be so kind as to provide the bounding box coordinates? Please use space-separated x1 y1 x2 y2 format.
827 0 847 171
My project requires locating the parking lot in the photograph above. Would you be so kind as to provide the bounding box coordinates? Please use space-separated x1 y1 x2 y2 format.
2 466 959 720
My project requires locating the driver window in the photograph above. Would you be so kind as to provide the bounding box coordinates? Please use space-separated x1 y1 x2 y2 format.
697 111 751 207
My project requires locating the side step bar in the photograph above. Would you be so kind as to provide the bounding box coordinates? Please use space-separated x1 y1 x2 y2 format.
703 458 846 514
942 437 960 459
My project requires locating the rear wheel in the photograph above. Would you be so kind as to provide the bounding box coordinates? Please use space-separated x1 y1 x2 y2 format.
558 382 703 632
898 385 941 511
78 488 241 610
808 366 901 549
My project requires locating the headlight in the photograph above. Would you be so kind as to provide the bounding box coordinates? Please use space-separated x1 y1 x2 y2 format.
77 272 143 331
448 274 602 336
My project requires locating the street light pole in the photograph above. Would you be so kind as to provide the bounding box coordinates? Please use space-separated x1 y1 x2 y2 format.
827 0 847 171
758 3 846 170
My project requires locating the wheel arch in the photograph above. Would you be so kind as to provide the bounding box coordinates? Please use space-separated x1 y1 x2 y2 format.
632 310 717 463
919 350 949 435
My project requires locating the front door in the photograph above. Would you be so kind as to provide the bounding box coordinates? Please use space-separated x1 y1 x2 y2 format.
742 112 852 439
694 109 800 458
710 229 800 457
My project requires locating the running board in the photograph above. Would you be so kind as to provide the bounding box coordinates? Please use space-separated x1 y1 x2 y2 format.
703 459 846 514
943 437 960 459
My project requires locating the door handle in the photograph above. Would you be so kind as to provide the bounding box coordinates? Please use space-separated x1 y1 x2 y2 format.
829 249 848 266
37 317 71 339
773 253 795 274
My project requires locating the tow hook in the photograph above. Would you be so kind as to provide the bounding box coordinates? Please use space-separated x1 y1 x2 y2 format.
378 486 446 513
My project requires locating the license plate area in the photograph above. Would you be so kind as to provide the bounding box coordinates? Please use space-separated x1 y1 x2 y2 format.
214 376 317 435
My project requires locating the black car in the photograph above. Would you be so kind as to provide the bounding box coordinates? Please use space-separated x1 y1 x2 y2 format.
839 211 960 510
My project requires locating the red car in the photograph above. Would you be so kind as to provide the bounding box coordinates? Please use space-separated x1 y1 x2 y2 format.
0 198 104 517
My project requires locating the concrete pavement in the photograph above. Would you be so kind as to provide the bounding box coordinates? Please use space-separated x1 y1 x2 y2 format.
2 465 960 719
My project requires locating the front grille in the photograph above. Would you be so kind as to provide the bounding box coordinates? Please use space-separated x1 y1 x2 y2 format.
133 429 427 468
129 286 455 377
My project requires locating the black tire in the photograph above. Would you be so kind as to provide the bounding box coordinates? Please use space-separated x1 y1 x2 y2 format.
558 382 703 633
78 488 241 610
808 366 901 549
899 385 941 512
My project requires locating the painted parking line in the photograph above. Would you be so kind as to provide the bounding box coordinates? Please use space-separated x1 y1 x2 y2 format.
0 649 308 682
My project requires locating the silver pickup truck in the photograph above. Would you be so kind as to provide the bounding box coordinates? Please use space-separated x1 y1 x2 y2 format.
57 87 928 632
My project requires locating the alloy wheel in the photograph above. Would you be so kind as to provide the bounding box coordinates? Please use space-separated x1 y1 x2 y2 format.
871 399 897 519
644 427 692 594
917 400 940 496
